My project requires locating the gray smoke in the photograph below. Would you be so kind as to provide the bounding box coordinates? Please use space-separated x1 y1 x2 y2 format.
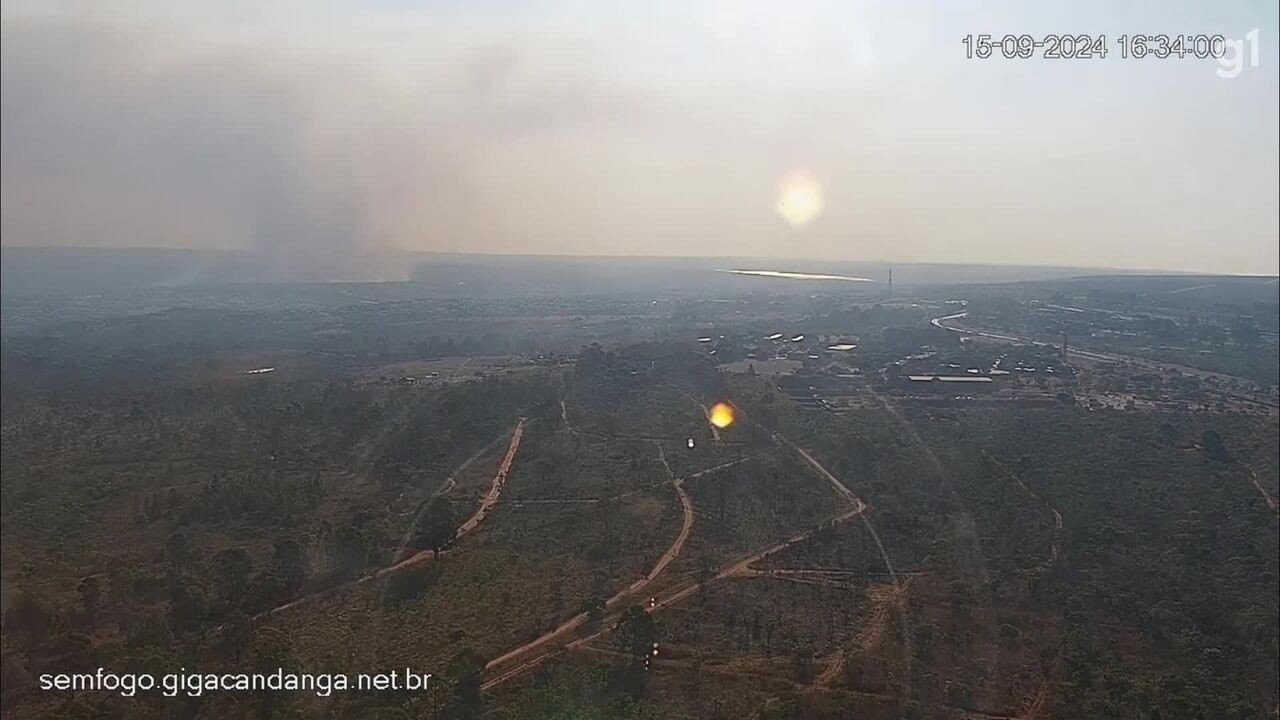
1 14 381 280
3 3 1277 275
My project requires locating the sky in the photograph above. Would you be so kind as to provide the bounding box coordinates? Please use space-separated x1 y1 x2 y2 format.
2 1 1277 277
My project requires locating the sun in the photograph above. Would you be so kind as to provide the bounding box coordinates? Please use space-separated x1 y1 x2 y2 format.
775 171 824 227
708 402 736 429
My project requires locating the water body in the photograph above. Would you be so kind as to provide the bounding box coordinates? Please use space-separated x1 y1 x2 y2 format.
721 269 874 282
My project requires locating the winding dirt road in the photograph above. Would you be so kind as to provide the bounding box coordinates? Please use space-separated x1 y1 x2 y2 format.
482 435 874 692
481 498 869 691
391 430 511 558
638 442 695 588
984 451 1063 574
780 434 899 585
379 418 525 575
484 439 696 674
257 418 526 620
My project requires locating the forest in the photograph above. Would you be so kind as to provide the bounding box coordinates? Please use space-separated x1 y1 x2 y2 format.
1 308 1276 719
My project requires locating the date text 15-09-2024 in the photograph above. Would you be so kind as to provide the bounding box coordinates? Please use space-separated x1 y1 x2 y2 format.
962 33 1234 60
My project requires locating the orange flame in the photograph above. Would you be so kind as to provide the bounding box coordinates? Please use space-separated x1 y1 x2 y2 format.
708 402 735 429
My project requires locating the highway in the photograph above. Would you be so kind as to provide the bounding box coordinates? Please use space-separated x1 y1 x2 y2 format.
932 311 1278 400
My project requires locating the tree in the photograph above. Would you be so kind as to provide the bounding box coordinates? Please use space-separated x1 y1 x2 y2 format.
714 476 729 521
375 458 408 489
3 591 56 654
415 497 457 560
447 647 483 720
614 605 657 695
580 594 606 624
211 547 254 609
168 581 208 636
271 539 309 595
792 645 815 683
42 632 97 674
615 606 657 668
325 523 369 578
423 672 449 720
77 576 100 633
697 559 715 602
1201 430 1230 463
0 654 33 711
1231 316 1259 348
213 610 252 663
383 564 441 606
245 628 299 720
165 532 191 572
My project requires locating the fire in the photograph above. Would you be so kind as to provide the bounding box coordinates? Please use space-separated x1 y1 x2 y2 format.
708 402 736 429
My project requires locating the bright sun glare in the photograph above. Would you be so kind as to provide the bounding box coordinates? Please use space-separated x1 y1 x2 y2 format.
775 171 824 227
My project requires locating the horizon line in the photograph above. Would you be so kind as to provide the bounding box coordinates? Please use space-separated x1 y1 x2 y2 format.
2 244 1277 279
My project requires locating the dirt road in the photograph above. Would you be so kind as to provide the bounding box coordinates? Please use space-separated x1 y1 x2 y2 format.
484 439 696 673
559 398 578 435
384 418 525 574
392 430 510 558
483 433 880 693
985 451 1064 573
782 437 862 507
482 496 869 691
1246 465 1279 513
257 418 526 620
635 443 695 588
810 579 909 689
687 456 752 478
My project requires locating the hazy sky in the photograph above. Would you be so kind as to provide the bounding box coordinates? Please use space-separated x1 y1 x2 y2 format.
3 1 1277 275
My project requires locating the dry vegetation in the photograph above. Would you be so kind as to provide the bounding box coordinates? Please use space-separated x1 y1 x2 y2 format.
2 336 1275 720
